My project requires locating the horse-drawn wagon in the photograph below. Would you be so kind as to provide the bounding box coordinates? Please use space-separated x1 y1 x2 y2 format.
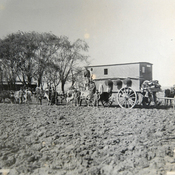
85 62 162 109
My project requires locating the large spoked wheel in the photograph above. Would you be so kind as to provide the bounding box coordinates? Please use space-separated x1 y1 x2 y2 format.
117 87 137 109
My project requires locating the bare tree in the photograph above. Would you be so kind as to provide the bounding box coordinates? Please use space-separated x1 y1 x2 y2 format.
54 36 89 93
0 31 60 88
33 32 61 87
0 34 20 89
43 62 60 89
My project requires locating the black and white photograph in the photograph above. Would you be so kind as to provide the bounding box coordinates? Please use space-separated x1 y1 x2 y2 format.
0 0 175 174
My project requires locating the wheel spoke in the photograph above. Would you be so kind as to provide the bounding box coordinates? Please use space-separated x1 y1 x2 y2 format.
127 99 134 108
126 101 131 108
102 99 113 107
121 100 127 108
118 97 125 103
129 92 135 97
125 102 127 108
123 88 126 93
119 98 126 106
128 98 135 106
124 88 127 94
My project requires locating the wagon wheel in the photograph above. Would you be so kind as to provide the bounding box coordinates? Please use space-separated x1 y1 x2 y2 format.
101 99 113 107
117 87 137 109
101 93 113 107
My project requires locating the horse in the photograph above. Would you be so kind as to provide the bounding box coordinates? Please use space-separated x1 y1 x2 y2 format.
164 88 175 106
0 90 15 103
23 89 32 103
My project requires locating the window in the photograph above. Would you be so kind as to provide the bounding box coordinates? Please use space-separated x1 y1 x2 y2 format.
104 68 108 75
142 66 145 73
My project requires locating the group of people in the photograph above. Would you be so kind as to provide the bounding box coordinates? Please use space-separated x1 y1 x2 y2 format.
84 67 114 107
141 80 162 106
7 87 32 104
45 87 59 105
35 86 60 105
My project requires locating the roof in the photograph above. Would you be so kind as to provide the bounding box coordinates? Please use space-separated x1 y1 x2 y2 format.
86 62 153 68
0 81 37 85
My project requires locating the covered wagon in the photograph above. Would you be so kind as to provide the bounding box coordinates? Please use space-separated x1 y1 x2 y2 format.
86 62 161 108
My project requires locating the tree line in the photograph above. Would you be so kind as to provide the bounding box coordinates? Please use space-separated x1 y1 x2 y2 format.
0 31 89 92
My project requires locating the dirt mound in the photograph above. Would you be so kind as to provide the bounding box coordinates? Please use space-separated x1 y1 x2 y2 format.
0 103 175 175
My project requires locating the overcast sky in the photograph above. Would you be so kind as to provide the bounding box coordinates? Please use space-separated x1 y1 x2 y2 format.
0 0 175 87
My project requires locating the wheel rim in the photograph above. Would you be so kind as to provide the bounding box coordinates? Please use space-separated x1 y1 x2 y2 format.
102 100 113 107
117 87 137 109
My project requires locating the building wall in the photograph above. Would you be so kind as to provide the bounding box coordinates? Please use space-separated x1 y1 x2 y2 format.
87 62 152 92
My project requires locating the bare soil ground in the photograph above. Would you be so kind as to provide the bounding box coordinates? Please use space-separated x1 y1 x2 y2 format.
0 97 175 175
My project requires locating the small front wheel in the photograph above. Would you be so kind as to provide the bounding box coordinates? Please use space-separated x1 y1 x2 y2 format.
100 92 113 107
117 87 137 109
101 99 113 107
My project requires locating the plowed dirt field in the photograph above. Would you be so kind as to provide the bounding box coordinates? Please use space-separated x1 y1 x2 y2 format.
0 98 175 175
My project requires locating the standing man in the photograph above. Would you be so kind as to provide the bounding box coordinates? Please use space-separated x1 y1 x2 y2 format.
51 87 57 105
88 80 96 104
19 87 23 104
49 86 52 104
93 90 100 107
84 67 91 86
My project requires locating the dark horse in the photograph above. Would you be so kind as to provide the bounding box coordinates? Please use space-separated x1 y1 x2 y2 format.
164 88 175 106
